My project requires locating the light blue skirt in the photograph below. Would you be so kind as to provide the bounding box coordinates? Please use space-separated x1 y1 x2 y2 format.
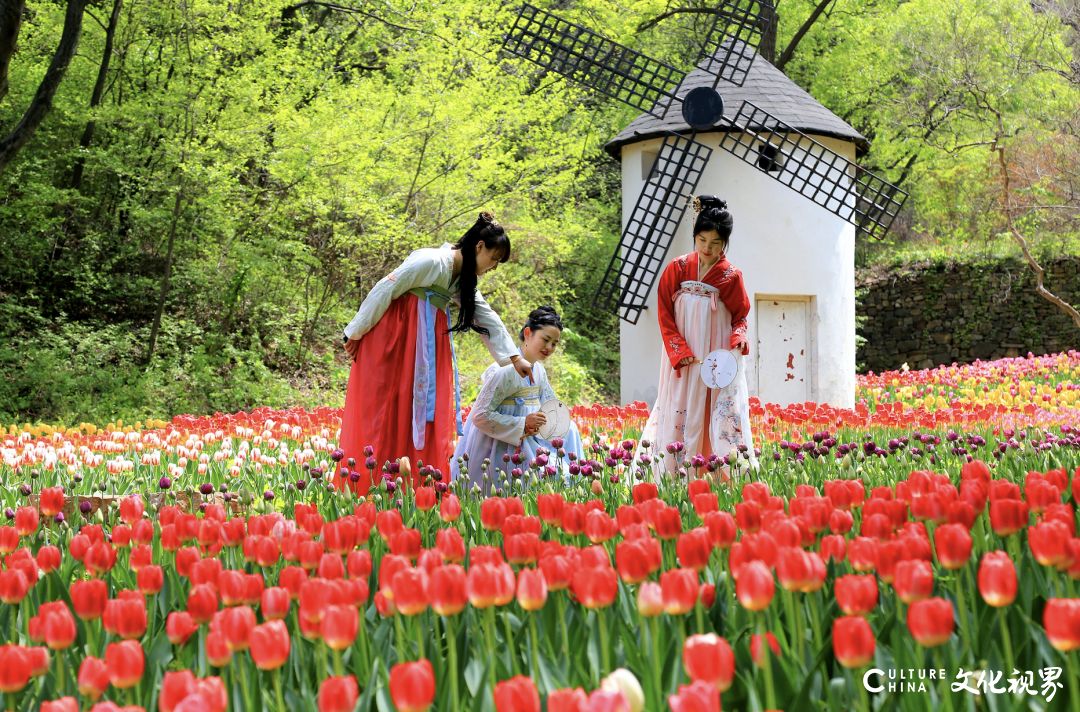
449 401 585 486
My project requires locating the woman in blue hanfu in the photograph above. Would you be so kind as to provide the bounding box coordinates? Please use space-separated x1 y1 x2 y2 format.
451 306 585 487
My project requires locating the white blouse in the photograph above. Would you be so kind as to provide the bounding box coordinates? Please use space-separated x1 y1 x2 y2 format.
470 361 557 444
343 243 518 367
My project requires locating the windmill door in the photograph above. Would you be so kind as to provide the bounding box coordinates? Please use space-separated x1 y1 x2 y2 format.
756 297 812 406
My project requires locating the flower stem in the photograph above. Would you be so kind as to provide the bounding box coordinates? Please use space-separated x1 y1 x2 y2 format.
649 617 663 711
502 611 517 676
858 665 871 712
933 647 954 712
1064 651 1080 712
950 571 973 662
998 609 1014 675
528 612 541 682
445 615 460 712
484 607 497 690
333 647 344 678
557 592 570 656
758 612 776 711
393 612 408 663
597 608 610 680
273 667 285 712
414 614 426 660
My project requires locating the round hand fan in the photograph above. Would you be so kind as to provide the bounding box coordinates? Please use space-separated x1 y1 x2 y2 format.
700 349 741 389
536 399 572 441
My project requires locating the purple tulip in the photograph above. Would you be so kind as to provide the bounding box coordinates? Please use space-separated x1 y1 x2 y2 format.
331 448 345 462
159 477 172 490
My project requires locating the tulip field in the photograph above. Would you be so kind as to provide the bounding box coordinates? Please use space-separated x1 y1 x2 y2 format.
5 352 1080 711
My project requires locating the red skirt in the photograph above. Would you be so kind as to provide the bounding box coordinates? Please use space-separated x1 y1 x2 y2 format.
339 294 454 495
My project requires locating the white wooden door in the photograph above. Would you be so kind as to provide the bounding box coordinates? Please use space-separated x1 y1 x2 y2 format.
756 298 810 406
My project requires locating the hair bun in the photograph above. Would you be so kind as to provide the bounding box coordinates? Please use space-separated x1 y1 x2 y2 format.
478 211 499 226
536 305 557 314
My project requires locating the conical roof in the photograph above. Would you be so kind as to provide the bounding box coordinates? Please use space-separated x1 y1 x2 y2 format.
604 47 869 158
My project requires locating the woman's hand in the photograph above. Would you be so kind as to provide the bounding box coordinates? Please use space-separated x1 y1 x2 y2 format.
344 337 361 358
678 356 696 367
524 412 547 437
734 339 749 354
511 355 534 383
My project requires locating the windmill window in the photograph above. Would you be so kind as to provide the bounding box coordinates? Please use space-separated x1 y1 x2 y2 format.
641 150 659 181
756 142 784 173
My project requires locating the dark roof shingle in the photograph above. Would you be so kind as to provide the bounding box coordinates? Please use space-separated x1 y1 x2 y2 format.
604 47 869 158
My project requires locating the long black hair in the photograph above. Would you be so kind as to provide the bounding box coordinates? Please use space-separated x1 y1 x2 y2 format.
693 195 734 253
518 305 563 341
450 213 511 335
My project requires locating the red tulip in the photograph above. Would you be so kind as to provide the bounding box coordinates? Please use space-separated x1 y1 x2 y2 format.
818 535 846 564
435 528 465 564
1029 519 1072 568
205 630 232 667
375 590 396 617
1044 598 1080 651
480 498 506 531
160 670 198 712
34 545 61 575
703 511 736 550
346 549 373 579
989 499 1029 537
677 528 712 572
258 585 289 620
166 612 198 645
829 509 854 534
321 605 359 650
84 542 117 576
537 494 565 526
318 553 346 581
847 536 878 573
750 632 780 668
735 560 774 611
440 494 461 522
655 506 683 540
415 486 437 512
835 575 878 616
0 569 27 604
661 568 699 615
428 564 467 616
776 547 812 592
572 566 618 609
517 568 548 611
505 533 540 566
300 540 326 570
105 640 144 688
907 597 955 647
833 615 876 668
37 486 65 517
934 523 972 570
734 502 761 534
539 555 573 592
71 579 108 620
683 633 735 691
391 567 430 616
221 605 256 652
637 581 663 617
977 551 1017 607
44 605 77 650
137 565 164 596
41 698 78 712
494 676 540 712
893 560 933 604
633 482 658 504
249 620 290 669
389 660 436 712
548 688 588 712
561 503 586 536
187 584 218 624
14 507 38 536
615 539 652 585
668 680 721 712
77 656 108 701
390 529 422 561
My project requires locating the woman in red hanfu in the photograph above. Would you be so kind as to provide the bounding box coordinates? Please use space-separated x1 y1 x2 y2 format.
339 213 533 494
641 195 759 476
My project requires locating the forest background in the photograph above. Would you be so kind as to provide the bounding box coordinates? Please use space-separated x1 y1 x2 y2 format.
3 0 1080 426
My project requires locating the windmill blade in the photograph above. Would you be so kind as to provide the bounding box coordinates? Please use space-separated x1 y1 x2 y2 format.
595 132 713 323
502 3 685 118
718 101 908 238
695 0 775 88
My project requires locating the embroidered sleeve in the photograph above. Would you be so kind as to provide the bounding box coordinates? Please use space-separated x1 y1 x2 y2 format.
469 366 527 444
537 363 557 404
344 251 442 340
657 260 692 370
721 270 751 355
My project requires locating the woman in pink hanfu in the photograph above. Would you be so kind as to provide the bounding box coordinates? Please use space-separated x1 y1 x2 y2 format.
640 195 758 476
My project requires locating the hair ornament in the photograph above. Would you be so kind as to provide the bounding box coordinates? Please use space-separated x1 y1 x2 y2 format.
479 211 500 226
690 196 703 214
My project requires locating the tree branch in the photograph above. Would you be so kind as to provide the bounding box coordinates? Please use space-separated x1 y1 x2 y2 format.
775 0 833 71
281 1 418 34
637 7 727 34
0 0 88 177
0 0 26 105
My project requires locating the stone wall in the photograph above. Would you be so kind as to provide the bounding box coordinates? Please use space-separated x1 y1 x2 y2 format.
856 257 1080 373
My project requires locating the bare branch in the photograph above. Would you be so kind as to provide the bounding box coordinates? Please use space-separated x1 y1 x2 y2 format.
775 0 834 71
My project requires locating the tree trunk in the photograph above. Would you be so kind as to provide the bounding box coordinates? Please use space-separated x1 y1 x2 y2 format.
146 188 185 364
70 0 122 191
0 0 25 106
758 3 778 64
0 0 87 178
